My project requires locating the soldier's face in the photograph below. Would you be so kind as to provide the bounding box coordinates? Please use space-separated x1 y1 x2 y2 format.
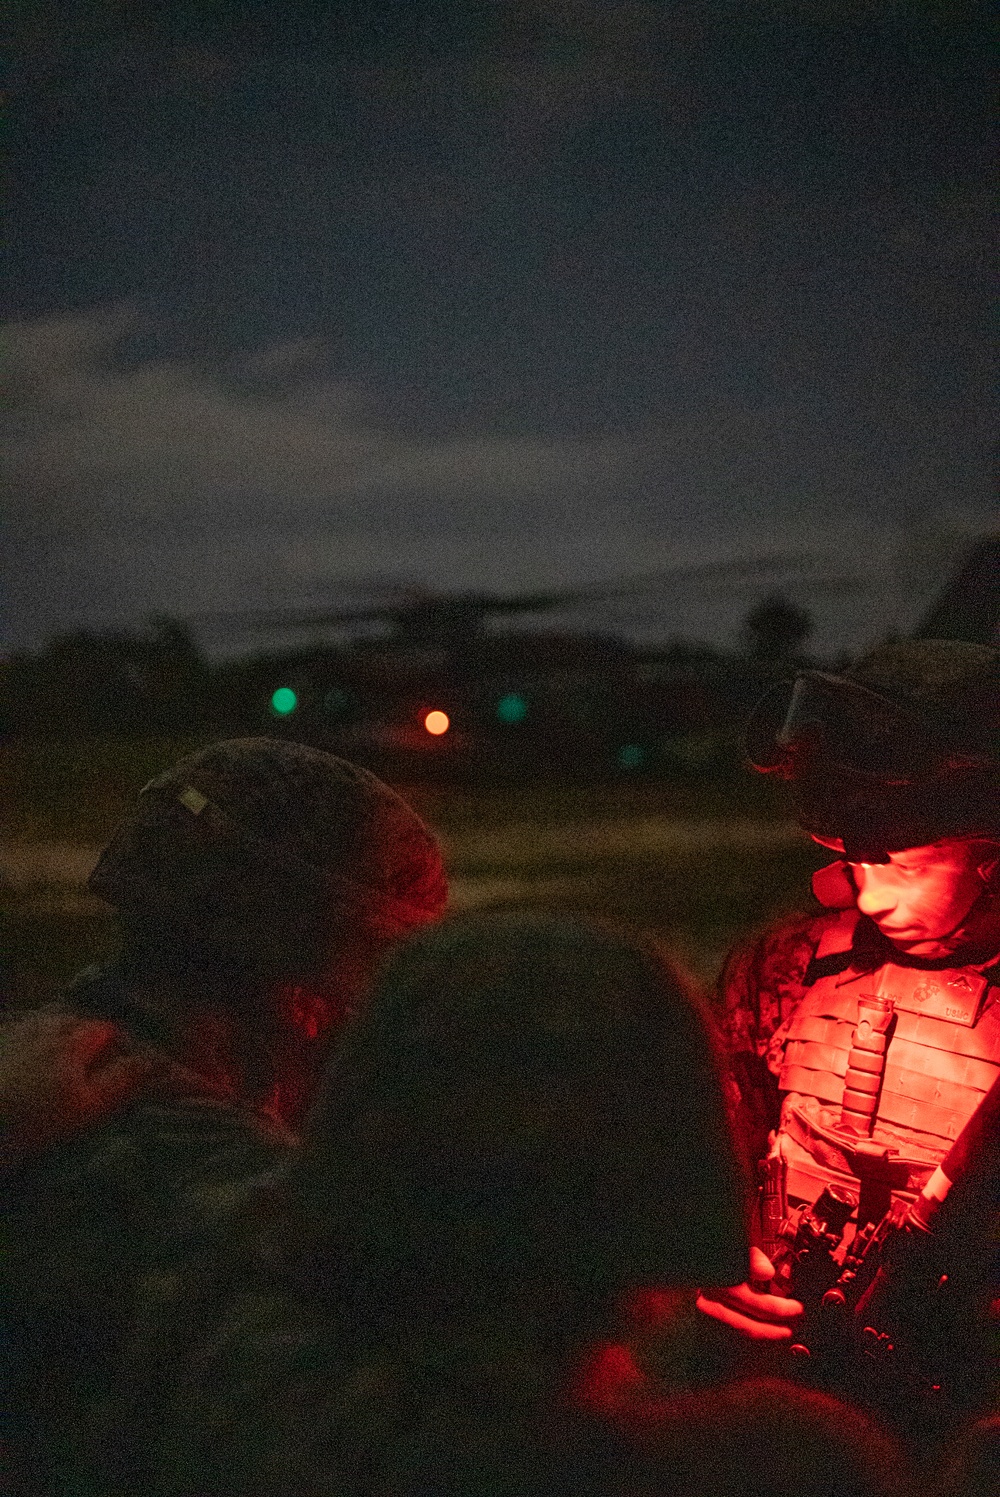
848 840 997 956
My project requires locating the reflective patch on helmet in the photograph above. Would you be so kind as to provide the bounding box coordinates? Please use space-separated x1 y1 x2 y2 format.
177 786 209 816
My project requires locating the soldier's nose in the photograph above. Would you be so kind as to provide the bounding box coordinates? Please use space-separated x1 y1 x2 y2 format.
854 870 896 921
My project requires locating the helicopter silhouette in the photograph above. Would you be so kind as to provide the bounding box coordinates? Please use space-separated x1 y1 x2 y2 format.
192 583 597 654
186 556 863 777
6 542 992 769
190 550 862 652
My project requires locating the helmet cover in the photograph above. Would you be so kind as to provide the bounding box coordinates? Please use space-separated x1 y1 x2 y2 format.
88 739 447 958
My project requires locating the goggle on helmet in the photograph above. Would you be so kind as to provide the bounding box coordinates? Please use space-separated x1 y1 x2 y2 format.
746 671 996 786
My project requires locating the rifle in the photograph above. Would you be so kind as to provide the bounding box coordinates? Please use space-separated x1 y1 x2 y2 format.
762 1174 857 1362
846 1068 1000 1406
762 1069 1000 1401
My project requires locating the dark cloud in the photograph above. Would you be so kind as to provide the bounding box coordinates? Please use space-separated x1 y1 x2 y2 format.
4 304 989 656
5 2 994 655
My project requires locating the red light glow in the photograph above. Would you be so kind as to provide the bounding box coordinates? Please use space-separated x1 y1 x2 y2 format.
423 710 450 735
571 1341 647 1416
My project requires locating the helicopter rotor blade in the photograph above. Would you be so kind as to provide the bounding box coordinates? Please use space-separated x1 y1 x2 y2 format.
187 605 396 628
186 550 866 635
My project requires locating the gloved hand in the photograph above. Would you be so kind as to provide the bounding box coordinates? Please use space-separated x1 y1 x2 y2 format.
1 1010 153 1170
695 1245 804 1341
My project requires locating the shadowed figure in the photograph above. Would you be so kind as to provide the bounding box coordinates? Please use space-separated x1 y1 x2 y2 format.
129 911 750 1496
931 1413 1000 1497
2 738 446 1497
7 912 915 1495
615 1377 915 1497
80 737 448 1128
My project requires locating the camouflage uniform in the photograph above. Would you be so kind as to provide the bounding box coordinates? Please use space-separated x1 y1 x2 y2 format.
3 1036 292 1495
3 738 446 1496
713 908 841 1166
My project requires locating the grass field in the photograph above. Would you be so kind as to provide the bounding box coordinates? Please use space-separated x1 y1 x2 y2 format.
1 738 828 1002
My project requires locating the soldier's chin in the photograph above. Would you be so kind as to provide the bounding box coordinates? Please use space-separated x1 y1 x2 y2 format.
878 926 955 957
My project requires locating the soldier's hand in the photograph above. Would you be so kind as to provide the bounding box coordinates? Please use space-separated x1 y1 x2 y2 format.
1 1011 153 1168
695 1245 804 1341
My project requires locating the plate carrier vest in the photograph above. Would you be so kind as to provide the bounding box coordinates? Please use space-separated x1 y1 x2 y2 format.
776 910 1000 1208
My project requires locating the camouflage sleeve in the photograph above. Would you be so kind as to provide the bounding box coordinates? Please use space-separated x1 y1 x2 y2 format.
712 911 824 1164
3 1097 291 1492
125 1202 506 1497
129 1266 377 1497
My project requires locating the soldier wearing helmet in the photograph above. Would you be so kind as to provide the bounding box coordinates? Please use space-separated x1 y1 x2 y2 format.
83 737 448 1127
698 640 1000 1355
4 738 447 1495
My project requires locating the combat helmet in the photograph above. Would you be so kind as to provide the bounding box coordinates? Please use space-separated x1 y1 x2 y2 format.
88 738 447 972
746 639 1000 860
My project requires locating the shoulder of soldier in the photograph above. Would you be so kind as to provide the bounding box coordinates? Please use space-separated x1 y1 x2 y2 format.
719 906 846 999
122 1091 293 1201
10 1087 289 1198
711 906 856 1059
4 1089 291 1325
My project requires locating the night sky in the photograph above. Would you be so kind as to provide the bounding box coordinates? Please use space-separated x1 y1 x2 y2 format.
4 1 994 656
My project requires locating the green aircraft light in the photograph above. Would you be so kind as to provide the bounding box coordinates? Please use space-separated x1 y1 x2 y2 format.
270 686 298 715
497 693 528 724
617 743 646 769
